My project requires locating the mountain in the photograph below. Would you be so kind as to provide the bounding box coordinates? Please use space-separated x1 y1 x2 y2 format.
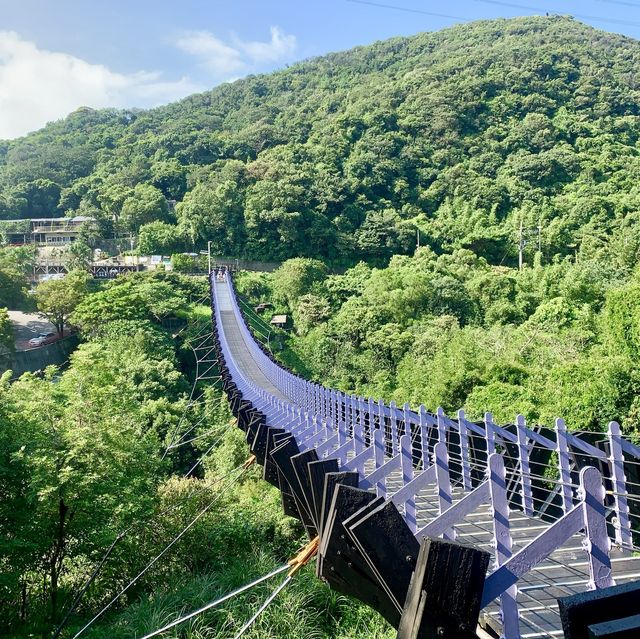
1 16 640 265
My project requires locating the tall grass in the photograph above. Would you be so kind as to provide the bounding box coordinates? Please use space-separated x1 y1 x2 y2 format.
53 418 395 639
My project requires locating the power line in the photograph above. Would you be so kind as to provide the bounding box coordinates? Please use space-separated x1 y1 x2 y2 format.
50 477 220 639
594 0 640 8
347 0 470 21
469 0 640 28
232 575 293 639
347 0 640 29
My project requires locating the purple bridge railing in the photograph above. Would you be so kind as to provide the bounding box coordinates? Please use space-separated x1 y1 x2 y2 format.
211 270 640 639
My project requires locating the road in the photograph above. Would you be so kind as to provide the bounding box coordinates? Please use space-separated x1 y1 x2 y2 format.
7 311 57 351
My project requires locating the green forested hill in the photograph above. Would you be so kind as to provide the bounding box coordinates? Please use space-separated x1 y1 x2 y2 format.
1 15 640 264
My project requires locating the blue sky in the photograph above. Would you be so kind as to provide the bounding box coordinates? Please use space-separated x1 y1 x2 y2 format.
1 0 640 138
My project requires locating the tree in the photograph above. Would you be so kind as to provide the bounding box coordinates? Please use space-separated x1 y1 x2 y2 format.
35 270 91 336
0 307 13 355
271 258 328 308
0 246 32 309
602 280 640 361
138 221 184 255
120 184 170 233
134 280 188 322
295 294 331 335
151 159 187 200
66 239 92 271
70 280 147 334
176 181 244 252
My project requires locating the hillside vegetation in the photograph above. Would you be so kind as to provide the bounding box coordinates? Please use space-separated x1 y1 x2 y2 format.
1 16 640 266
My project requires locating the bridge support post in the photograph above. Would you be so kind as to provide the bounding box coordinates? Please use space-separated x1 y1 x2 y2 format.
390 400 399 456
418 405 430 472
434 442 453 541
580 466 615 591
400 434 416 532
607 421 632 550
458 409 472 492
516 414 534 516
488 453 520 639
556 418 574 514
436 407 446 445
485 412 495 455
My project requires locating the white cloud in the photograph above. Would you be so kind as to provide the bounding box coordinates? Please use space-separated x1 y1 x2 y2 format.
175 26 297 74
0 31 203 139
238 27 297 64
174 31 245 74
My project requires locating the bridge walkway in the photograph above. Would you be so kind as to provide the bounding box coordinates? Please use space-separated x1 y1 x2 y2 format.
212 274 640 639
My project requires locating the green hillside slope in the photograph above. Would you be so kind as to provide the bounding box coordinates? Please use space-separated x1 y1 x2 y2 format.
1 16 640 265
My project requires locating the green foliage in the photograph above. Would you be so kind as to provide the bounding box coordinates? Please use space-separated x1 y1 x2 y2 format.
2 17 640 266
35 269 92 334
119 184 170 233
137 221 184 255
602 279 640 361
0 246 33 309
171 253 205 273
0 307 13 355
66 239 93 271
70 281 148 333
69 272 194 334
272 258 328 309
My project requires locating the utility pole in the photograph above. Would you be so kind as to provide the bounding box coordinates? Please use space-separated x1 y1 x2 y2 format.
537 220 542 254
207 240 212 274
416 228 420 249
518 217 524 271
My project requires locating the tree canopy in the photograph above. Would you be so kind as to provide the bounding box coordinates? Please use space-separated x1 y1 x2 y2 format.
2 17 640 267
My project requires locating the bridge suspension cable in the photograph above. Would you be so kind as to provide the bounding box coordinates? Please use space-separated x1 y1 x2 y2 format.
232 574 293 639
138 564 290 639
72 459 254 639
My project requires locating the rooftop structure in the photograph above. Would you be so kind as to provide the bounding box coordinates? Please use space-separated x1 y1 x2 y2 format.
0 216 97 246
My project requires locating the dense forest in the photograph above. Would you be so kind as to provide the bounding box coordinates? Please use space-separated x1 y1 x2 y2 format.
2 15 640 266
2 13 640 639
0 266 396 638
237 246 640 438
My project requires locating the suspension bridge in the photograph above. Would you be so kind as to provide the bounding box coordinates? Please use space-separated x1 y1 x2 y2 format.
208 268 640 639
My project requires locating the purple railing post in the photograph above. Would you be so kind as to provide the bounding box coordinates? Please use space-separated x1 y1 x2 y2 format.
338 420 347 446
400 433 416 532
516 414 534 516
485 411 495 455
378 399 387 453
368 397 376 444
390 400 399 456
419 404 429 471
403 401 411 435
555 418 573 514
607 421 632 551
354 421 365 457
579 466 614 590
434 441 453 540
488 453 520 639
458 409 472 492
373 427 386 498
436 407 447 445
358 396 366 436
351 394 358 437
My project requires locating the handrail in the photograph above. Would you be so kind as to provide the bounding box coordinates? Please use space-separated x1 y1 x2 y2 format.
211 269 640 639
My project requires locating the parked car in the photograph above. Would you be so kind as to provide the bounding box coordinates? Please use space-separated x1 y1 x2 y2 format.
28 332 56 347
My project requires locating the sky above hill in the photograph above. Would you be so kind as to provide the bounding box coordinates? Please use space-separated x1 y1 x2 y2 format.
1 0 639 139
